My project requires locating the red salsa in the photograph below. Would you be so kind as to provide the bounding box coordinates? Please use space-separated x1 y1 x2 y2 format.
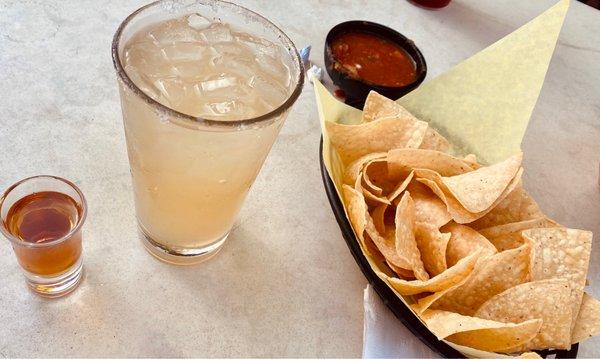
331 31 416 87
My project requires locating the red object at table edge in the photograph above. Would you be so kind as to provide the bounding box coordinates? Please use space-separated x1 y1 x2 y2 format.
408 0 452 9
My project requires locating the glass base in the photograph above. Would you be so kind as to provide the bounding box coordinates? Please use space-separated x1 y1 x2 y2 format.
139 225 228 265
23 257 83 298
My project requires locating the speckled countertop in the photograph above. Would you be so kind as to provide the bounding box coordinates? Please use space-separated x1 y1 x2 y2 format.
0 0 599 357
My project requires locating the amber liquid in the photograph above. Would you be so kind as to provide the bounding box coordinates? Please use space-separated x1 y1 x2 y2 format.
6 191 82 275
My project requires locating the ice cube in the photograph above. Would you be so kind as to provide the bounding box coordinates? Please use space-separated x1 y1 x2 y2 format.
198 76 236 92
251 46 291 85
205 99 242 117
192 74 250 100
238 33 278 57
147 18 202 44
172 61 205 79
187 13 211 30
132 58 179 80
236 32 292 88
124 65 160 99
201 97 255 118
247 74 288 107
210 52 255 77
159 42 204 62
211 42 247 57
124 40 164 64
212 100 235 114
198 23 233 43
152 77 187 107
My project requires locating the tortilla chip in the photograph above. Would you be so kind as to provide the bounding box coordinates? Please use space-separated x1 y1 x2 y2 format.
420 127 451 152
387 148 474 179
326 117 427 164
387 261 416 279
415 222 451 276
571 293 600 344
519 352 542 359
387 171 414 202
417 167 523 224
448 320 542 353
344 183 394 265
475 279 573 350
342 184 367 236
362 91 450 152
445 341 538 359
363 90 419 122
362 187 391 206
470 185 543 230
371 204 388 234
343 152 387 185
417 177 469 223
479 217 559 251
433 244 532 316
442 222 497 267
362 174 383 197
354 173 390 206
362 231 401 278
419 309 542 353
523 227 593 333
395 192 429 281
366 221 411 271
363 159 392 193
386 250 479 295
431 152 523 213
412 273 470 314
342 185 371 251
517 352 542 359
406 182 451 228
462 154 481 169
413 289 451 315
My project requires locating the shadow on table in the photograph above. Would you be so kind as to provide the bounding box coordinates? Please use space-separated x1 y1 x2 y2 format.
417 1 515 49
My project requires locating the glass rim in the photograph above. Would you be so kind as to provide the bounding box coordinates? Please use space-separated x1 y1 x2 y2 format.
0 175 88 248
111 0 305 129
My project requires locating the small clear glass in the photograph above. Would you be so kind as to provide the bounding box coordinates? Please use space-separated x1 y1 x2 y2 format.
0 176 87 298
111 0 304 265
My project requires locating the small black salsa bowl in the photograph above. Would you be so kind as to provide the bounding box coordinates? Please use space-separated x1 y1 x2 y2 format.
325 21 427 109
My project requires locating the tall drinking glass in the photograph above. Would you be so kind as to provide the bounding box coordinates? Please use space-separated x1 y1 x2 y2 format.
111 0 304 264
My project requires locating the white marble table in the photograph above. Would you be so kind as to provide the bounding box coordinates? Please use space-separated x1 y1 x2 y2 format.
0 0 599 357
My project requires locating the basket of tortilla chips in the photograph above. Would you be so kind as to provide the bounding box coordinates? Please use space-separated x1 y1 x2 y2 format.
319 90 600 357
315 1 599 357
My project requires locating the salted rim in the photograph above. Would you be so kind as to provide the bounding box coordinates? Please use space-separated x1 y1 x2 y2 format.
0 175 88 248
111 0 305 128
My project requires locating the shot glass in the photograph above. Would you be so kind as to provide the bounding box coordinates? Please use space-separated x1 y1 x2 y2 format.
0 176 87 298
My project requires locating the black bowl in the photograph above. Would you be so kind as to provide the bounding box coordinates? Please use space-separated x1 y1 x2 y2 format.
318 138 579 358
324 21 427 109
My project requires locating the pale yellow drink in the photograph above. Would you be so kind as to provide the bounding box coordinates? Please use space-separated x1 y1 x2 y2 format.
113 3 303 264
